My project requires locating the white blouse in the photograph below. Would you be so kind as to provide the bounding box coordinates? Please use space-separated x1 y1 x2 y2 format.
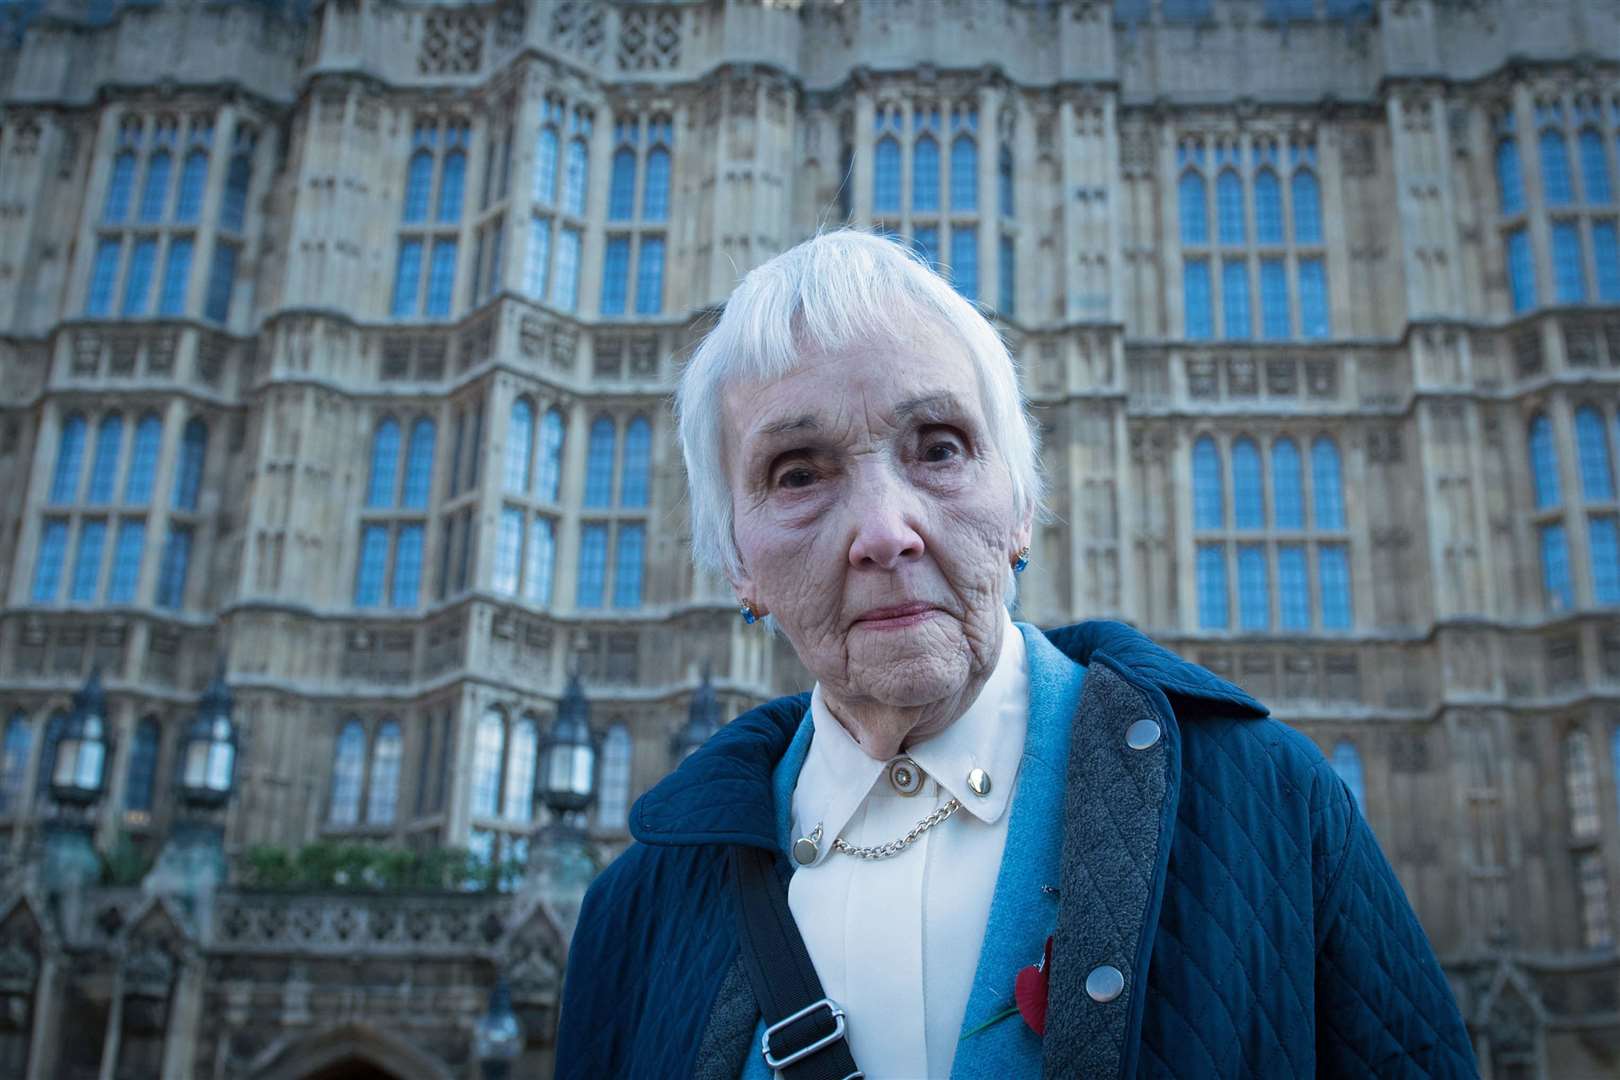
787 610 1029 1079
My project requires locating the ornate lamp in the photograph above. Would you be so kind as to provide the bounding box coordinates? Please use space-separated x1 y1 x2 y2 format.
537 671 596 818
472 976 524 1080
178 666 236 808
50 668 108 806
672 663 720 762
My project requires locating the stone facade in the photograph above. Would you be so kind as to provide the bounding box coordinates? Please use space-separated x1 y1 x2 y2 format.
1 0 1619 1075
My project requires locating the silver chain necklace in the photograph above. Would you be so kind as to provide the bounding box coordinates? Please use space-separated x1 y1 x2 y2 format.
804 796 962 861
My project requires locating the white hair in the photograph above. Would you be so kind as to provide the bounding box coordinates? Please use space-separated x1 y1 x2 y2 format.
675 228 1045 592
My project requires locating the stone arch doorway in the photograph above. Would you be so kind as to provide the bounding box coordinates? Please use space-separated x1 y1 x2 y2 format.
248 1022 452 1080
303 1062 403 1080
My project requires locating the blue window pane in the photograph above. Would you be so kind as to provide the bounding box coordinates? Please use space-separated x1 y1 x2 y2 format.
1217 170 1245 245
1232 438 1263 528
555 227 581 312
1196 544 1228 629
157 237 193 316
87 414 123 504
608 148 636 220
1331 741 1365 810
600 236 630 315
329 720 365 825
1541 129 1574 206
998 144 1014 218
494 508 522 596
1193 436 1223 530
913 136 940 213
1529 414 1562 508
1292 170 1322 245
367 419 400 508
1298 257 1329 339
874 137 901 214
124 719 160 813
613 524 645 608
1540 522 1574 612
912 226 939 271
1278 544 1309 629
999 235 1016 316
1163 0 1212 19
577 523 608 608
1590 518 1620 604
402 419 435 508
1496 138 1525 215
621 417 651 508
534 128 558 205
636 235 665 315
353 524 388 607
1272 439 1304 528
950 135 977 212
69 520 106 602
1576 407 1613 500
526 215 552 300
643 147 671 221
391 240 423 317
138 150 171 223
1222 259 1251 339
1259 258 1289 339
1184 259 1212 339
1507 227 1536 312
1580 130 1613 204
50 415 86 505
87 238 122 316
124 415 161 505
1319 543 1352 628
505 400 533 494
33 521 69 602
155 525 192 609
564 139 589 217
1592 221 1620 302
524 517 555 605
221 152 252 233
536 409 565 501
425 240 457 317
204 241 237 323
1254 169 1283 244
107 520 145 603
121 237 157 316
1312 437 1345 529
403 150 434 223
104 152 136 222
951 228 978 303
0 714 31 814
173 418 207 511
437 149 466 223
584 416 616 507
1552 221 1587 303
176 149 208 222
1179 172 1207 246
366 721 404 826
1237 544 1270 631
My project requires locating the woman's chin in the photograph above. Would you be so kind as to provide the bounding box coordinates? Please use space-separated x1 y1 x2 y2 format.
846 651 972 709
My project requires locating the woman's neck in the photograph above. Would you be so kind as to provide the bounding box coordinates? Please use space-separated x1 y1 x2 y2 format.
820 663 997 760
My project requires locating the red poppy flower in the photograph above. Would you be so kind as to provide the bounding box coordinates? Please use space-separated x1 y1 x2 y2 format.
1015 935 1054 1036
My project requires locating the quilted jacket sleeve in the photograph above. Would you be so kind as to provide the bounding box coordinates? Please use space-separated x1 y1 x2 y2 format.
1311 766 1480 1078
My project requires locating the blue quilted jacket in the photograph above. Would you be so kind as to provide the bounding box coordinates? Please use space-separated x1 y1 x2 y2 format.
557 621 1478 1078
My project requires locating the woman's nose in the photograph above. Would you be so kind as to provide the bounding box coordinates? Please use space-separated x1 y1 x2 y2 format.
846 471 925 570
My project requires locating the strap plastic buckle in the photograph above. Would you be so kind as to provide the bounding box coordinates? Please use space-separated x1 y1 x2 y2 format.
761 997 852 1071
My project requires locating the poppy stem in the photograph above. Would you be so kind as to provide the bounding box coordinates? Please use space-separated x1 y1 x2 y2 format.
961 1002 1020 1039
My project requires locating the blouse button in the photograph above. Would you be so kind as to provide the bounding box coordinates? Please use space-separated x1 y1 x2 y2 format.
1085 964 1125 1003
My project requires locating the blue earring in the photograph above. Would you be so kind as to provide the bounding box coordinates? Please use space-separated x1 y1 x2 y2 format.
739 600 758 624
1012 547 1030 574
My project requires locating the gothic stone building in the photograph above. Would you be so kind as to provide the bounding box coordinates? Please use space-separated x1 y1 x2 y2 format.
1 0 1619 1076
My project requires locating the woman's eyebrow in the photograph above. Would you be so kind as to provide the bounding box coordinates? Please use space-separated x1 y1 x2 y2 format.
752 413 821 441
893 392 970 422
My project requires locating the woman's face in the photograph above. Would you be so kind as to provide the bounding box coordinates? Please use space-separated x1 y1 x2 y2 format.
723 332 1030 714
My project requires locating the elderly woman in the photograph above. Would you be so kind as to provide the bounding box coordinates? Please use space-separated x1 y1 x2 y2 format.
556 231 1475 1079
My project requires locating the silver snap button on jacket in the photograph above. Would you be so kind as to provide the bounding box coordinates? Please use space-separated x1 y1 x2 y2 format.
1085 964 1125 1003
1125 718 1162 751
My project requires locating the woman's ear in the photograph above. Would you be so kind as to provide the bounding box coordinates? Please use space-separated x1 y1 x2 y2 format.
725 566 768 619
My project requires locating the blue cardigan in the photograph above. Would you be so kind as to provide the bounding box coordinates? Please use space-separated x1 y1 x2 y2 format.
556 622 1478 1078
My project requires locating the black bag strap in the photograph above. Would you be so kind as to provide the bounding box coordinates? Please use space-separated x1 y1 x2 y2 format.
730 844 864 1080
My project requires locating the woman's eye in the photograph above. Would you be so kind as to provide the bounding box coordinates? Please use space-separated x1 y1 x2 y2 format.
923 439 962 462
777 467 817 489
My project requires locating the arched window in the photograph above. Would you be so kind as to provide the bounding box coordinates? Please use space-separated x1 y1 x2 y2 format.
366 419 401 508
1192 436 1223 529
1272 438 1304 529
1216 170 1245 246
505 399 534 494
172 418 207 511
502 715 537 822
470 709 505 818
608 148 636 221
1178 172 1207 246
1576 407 1614 500
437 149 466 223
328 719 365 826
0 712 32 814
643 146 671 221
950 135 977 212
354 525 388 607
403 150 434 223
176 148 208 223
1565 728 1600 839
1254 169 1283 244
1529 414 1562 509
1237 543 1269 630
536 408 566 501
525 518 556 605
620 416 651 508
1540 128 1574 206
584 416 617 507
1311 437 1345 529
1291 170 1322 245
535 127 559 205
1496 137 1525 215
912 135 940 212
50 414 87 505
998 143 1014 218
564 138 589 217
596 724 632 831
402 418 436 509
1330 740 1365 810
366 720 403 825
1579 129 1612 204
124 414 162 505
1222 259 1250 340
35 712 65 805
221 147 252 233
874 136 901 214
104 151 137 222
124 716 160 813
87 413 124 504
1232 438 1263 529
139 150 171 222
1196 544 1228 629
614 524 645 608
